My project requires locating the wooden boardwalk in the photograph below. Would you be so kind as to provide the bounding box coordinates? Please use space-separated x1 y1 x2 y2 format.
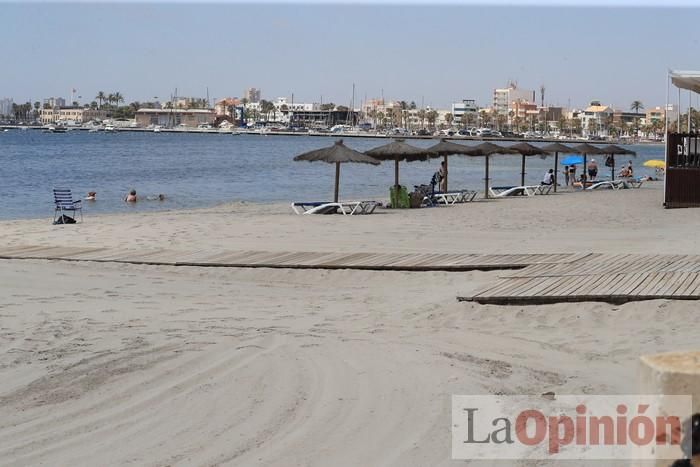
0 245 584 272
459 253 700 304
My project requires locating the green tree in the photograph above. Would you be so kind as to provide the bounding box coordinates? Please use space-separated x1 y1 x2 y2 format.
444 112 453 127
96 91 106 109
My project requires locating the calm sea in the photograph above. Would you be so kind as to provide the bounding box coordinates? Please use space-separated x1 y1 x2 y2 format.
0 129 664 220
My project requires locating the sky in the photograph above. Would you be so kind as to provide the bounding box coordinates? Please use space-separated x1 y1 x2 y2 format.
2 1 699 111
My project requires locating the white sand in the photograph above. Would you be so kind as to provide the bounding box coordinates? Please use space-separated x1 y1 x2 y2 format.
1 181 698 466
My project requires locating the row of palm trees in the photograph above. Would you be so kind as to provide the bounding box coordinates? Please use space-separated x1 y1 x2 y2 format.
95 91 124 109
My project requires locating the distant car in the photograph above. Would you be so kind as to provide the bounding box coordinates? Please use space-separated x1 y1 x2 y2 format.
416 128 431 136
476 128 493 137
491 131 503 137
457 129 470 136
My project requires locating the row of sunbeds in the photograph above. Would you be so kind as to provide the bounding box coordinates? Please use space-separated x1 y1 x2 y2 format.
291 177 646 215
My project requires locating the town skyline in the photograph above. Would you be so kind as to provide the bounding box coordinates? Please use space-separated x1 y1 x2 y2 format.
3 3 699 110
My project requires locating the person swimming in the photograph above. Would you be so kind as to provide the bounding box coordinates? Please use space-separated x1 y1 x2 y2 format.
85 191 96 201
125 189 137 202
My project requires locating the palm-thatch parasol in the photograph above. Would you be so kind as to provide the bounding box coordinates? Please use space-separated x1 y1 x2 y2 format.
365 139 436 188
470 142 520 199
425 139 479 191
599 144 637 180
294 139 380 202
572 143 607 187
541 143 575 192
508 142 551 187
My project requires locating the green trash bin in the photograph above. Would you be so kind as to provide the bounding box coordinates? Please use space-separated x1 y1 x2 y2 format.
390 185 410 209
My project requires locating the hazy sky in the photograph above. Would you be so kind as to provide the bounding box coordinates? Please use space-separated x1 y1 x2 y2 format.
2 1 699 110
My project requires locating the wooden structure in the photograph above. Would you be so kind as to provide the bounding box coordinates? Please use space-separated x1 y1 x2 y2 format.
665 70 700 208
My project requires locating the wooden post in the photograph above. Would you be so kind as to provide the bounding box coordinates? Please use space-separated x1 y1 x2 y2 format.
639 350 700 466
484 155 490 199
554 152 559 192
520 154 526 186
334 162 340 202
611 155 615 181
394 158 400 188
443 154 448 192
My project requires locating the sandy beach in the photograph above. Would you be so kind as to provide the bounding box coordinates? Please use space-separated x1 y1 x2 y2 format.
1 181 698 466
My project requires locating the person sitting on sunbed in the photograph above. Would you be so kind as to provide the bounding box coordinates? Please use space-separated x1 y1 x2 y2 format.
541 169 554 185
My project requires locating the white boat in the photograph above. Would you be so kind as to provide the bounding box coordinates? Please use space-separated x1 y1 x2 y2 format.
104 125 116 132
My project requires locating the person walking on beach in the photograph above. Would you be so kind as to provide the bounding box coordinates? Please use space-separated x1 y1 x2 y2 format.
562 165 570 186
587 159 598 181
568 165 577 186
542 169 554 186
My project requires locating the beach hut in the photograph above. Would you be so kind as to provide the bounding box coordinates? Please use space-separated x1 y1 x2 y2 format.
425 139 479 191
541 143 575 192
469 142 520 199
508 142 551 187
293 139 380 202
599 144 637 180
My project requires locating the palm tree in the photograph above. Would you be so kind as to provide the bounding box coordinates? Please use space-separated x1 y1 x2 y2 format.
630 100 644 114
107 93 115 108
96 91 106 109
417 109 426 129
113 92 124 108
426 110 438 130
444 112 453 128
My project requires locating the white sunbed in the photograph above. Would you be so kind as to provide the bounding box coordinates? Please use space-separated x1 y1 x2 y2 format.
291 200 381 215
621 177 644 189
430 189 479 205
586 180 626 191
489 185 543 198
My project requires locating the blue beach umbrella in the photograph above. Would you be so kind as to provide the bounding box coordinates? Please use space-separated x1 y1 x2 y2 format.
560 155 584 165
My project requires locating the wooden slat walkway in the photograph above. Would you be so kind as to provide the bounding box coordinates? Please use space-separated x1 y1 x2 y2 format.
0 245 584 272
459 253 700 304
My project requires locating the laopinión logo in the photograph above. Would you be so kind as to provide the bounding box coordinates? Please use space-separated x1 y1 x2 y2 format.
452 395 693 460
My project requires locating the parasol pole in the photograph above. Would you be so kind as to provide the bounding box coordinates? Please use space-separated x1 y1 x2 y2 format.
611 154 615 181
583 154 587 191
443 154 448 192
334 161 340 202
520 153 526 186
394 158 400 188
484 154 490 199
553 152 559 192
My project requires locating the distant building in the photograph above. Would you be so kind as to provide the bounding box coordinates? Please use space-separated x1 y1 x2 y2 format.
43 97 66 108
0 97 13 117
135 108 216 127
643 105 678 125
493 82 535 115
580 101 614 135
39 107 107 124
451 99 478 126
244 88 261 103
215 97 241 116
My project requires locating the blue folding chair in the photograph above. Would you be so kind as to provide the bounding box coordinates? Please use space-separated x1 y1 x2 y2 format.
53 188 83 223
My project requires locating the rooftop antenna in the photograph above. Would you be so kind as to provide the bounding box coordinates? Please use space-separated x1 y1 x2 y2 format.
540 84 545 108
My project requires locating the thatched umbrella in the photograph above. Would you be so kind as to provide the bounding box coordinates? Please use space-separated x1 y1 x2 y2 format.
470 142 520 199
572 143 607 187
508 142 551 187
365 139 436 188
541 143 575 192
294 139 380 202
599 144 637 180
425 139 479 192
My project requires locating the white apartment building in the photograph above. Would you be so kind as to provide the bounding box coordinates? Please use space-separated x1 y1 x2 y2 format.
43 97 66 108
451 99 478 125
579 101 613 135
493 83 535 115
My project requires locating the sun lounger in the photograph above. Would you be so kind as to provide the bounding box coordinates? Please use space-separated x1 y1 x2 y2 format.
431 189 478 205
532 184 554 195
586 180 626 190
291 200 381 215
489 185 537 197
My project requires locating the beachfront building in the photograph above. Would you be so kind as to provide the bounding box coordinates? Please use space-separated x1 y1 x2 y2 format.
135 108 216 127
0 97 13 117
244 88 261 103
579 101 614 136
451 99 478 127
492 82 535 116
39 107 107 125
